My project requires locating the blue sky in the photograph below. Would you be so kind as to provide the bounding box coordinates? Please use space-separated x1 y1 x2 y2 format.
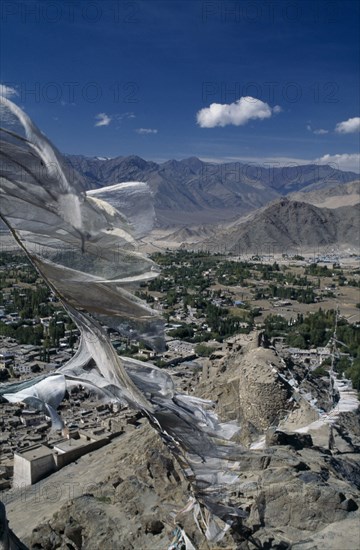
1 0 359 170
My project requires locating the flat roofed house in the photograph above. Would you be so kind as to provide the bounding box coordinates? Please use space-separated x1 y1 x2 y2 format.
13 444 55 487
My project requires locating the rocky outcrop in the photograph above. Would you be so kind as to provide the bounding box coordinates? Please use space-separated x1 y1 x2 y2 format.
266 430 313 450
4 334 360 549
6 423 355 550
7 425 215 550
199 335 294 444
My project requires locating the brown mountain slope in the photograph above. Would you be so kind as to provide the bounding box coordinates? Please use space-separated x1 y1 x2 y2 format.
197 199 360 253
290 180 360 209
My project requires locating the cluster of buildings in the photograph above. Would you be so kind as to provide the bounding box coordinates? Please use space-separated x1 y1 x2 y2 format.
286 346 333 369
0 385 143 490
0 404 50 491
0 335 76 379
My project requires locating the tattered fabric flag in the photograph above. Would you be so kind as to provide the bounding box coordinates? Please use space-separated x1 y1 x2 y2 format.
0 97 247 540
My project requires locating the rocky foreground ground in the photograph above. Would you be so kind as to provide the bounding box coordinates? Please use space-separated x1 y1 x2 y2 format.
1 334 360 549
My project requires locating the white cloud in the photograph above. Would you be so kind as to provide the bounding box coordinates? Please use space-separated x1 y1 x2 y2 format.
199 155 313 166
135 128 158 134
0 84 18 98
196 97 280 128
94 113 112 127
306 124 328 135
335 117 360 134
313 128 328 135
315 153 360 173
114 112 136 122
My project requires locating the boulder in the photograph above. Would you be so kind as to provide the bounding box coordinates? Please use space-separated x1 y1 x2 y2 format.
267 430 313 450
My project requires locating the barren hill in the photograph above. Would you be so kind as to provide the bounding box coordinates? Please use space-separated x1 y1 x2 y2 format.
196 199 360 254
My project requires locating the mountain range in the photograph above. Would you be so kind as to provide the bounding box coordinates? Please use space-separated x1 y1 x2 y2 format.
1 155 357 253
66 155 359 228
